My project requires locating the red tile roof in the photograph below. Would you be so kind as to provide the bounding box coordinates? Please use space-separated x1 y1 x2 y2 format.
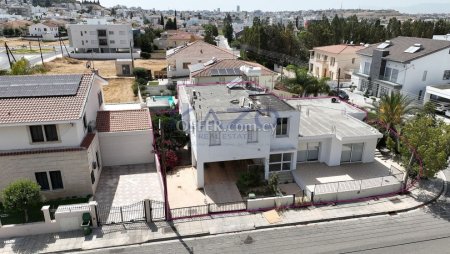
80 133 96 149
0 73 94 125
167 40 237 59
191 59 276 77
0 147 84 157
96 109 152 133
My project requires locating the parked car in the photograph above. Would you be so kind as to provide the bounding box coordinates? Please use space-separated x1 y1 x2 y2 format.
330 89 349 100
435 102 450 113
445 110 450 118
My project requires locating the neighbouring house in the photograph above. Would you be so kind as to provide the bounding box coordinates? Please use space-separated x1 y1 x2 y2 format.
309 44 365 82
178 84 383 190
423 84 450 115
96 106 154 167
178 84 300 188
353 36 450 101
67 22 139 59
167 40 238 80
28 21 60 40
153 30 202 50
189 58 279 90
0 74 154 200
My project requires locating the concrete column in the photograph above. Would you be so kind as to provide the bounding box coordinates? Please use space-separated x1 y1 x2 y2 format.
328 138 342 166
196 162 204 188
264 157 270 180
144 199 151 223
88 201 99 228
41 205 51 223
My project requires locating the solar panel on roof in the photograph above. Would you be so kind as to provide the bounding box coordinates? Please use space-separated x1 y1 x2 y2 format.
0 74 83 99
218 69 228 76
210 69 220 76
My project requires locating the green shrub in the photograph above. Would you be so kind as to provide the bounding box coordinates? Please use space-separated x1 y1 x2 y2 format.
2 179 41 222
140 52 151 59
133 67 149 81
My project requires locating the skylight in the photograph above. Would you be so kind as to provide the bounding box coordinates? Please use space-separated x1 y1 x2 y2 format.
404 45 422 53
377 40 391 49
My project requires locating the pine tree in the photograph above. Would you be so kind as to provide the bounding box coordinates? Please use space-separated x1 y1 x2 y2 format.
174 10 177 30
160 13 164 26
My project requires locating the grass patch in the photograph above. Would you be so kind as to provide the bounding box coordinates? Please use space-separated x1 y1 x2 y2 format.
148 81 159 86
11 48 54 54
0 196 90 225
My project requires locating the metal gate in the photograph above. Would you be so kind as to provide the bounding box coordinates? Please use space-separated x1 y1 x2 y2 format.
97 201 146 225
151 200 165 221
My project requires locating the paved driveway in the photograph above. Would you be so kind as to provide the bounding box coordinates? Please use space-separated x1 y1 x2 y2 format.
94 163 163 207
204 162 244 203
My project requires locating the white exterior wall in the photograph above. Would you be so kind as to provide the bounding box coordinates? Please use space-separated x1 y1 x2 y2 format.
298 136 379 167
0 122 82 150
68 24 133 50
402 49 450 98
98 130 154 167
28 24 59 37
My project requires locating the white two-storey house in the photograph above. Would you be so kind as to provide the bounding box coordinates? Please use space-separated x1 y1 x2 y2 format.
353 36 450 101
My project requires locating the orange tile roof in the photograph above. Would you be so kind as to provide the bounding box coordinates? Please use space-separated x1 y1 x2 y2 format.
96 109 152 132
167 40 237 60
192 59 276 77
313 44 365 54
0 73 94 125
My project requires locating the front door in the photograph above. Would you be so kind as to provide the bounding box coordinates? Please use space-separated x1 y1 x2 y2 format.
122 64 131 75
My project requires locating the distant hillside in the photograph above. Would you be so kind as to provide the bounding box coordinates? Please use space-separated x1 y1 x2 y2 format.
31 0 78 7
397 2 450 14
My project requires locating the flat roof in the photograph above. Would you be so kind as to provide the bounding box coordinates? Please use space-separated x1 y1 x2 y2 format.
287 98 365 115
184 85 262 121
286 99 381 140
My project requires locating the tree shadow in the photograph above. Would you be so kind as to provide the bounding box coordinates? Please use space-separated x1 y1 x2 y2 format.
421 177 450 222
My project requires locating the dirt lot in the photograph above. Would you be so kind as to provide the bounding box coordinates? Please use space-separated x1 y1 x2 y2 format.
45 57 167 78
43 57 167 103
102 78 136 103
0 37 69 48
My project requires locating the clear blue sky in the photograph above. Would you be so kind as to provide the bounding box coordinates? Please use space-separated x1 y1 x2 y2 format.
100 0 450 13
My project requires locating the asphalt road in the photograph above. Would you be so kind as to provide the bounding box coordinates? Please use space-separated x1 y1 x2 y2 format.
77 170 450 254
0 46 69 70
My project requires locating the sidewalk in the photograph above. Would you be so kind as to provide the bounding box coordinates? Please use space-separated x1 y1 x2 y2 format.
0 175 444 254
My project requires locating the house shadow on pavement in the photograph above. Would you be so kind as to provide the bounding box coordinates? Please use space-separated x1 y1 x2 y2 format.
419 177 449 222
3 230 84 254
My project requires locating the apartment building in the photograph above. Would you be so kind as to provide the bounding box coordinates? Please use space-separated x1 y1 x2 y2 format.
67 22 137 59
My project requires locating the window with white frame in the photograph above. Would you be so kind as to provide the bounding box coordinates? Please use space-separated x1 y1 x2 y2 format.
384 67 399 83
269 153 292 171
276 118 289 137
363 62 371 74
297 142 320 162
209 131 221 146
443 70 450 80
340 143 364 163
247 126 258 143
330 57 335 66
29 125 59 143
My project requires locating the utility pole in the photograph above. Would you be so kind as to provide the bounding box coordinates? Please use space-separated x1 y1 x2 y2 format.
129 40 135 70
159 119 171 221
38 38 44 66
337 68 341 93
5 42 12 69
58 34 64 57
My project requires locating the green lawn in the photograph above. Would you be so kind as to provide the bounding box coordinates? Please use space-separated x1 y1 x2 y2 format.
0 196 90 225
10 48 54 54
148 81 159 86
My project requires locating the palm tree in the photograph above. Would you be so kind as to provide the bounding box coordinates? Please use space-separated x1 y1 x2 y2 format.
282 67 328 97
373 91 416 132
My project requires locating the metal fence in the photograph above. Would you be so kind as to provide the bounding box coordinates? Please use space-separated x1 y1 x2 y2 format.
169 201 247 220
310 165 406 203
97 201 146 225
